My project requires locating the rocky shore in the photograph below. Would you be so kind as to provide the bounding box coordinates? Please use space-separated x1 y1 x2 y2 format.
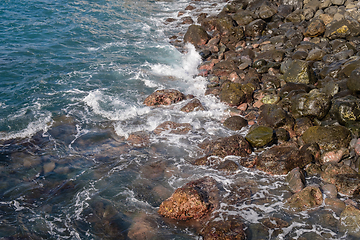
141 0 360 238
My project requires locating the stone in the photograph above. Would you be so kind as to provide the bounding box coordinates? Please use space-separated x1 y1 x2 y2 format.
216 160 239 173
331 174 360 197
232 10 254 26
181 98 205 112
286 167 306 193
283 60 317 85
184 25 210 47
320 148 348 164
347 67 360 92
304 18 326 37
245 125 274 148
158 177 218 220
294 117 313 136
127 131 150 147
223 116 248 131
127 214 157 240
153 121 192 135
324 18 360 40
219 82 254 106
302 125 352 151
258 4 277 20
330 95 360 125
200 215 247 240
339 205 360 238
324 198 345 215
245 19 267 38
257 104 294 129
322 184 338 198
306 48 325 61
290 90 331 119
285 186 323 211
199 134 252 158
256 145 313 175
144 89 185 106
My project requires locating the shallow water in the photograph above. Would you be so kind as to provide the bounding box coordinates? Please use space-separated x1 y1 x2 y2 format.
0 0 357 239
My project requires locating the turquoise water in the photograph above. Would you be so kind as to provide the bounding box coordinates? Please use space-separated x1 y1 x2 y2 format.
0 0 356 239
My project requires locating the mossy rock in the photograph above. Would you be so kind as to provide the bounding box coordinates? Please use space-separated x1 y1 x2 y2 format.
245 126 274 148
283 60 317 85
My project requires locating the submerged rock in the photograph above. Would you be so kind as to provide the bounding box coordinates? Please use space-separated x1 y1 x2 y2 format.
339 205 360 238
158 176 218 220
144 89 185 106
153 121 192 135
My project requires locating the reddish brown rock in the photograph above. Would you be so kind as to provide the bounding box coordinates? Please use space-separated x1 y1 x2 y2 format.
127 131 150 147
158 177 219 220
286 167 306 193
153 121 192 135
285 186 323 212
181 98 205 112
198 134 252 158
144 89 185 106
256 144 313 175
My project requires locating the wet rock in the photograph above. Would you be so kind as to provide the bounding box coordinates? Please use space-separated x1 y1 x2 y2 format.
291 89 331 119
245 125 274 148
219 82 254 106
279 82 312 98
223 116 248 131
286 9 305 23
285 186 323 211
322 184 338 199
261 217 289 231
233 10 254 26
275 128 290 142
324 18 360 40
127 131 150 147
257 104 295 129
339 205 360 238
306 48 325 61
286 167 306 193
199 134 252 158
154 121 192 135
283 60 317 85
258 3 277 20
199 215 247 240
245 19 267 38
216 159 239 173
294 117 313 136
302 125 352 151
304 18 326 37
184 25 210 47
256 145 313 175
320 148 348 164
331 174 360 197
292 50 308 60
158 177 219 220
144 89 185 106
181 98 205 112
325 198 346 215
347 67 360 93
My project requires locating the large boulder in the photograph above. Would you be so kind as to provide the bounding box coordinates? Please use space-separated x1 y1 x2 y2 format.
184 25 210 47
302 126 352 151
290 90 331 119
158 177 218 220
144 89 185 106
283 60 317 85
284 186 323 212
324 18 360 40
255 145 313 175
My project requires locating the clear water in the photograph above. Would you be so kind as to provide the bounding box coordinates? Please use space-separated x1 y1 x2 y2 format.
0 0 355 239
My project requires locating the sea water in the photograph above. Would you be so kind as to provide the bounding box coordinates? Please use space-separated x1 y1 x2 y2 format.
0 0 355 239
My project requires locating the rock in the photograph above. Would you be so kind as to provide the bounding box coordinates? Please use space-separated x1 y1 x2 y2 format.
144 89 185 106
223 116 248 131
331 174 360 197
158 177 218 220
306 48 325 61
347 67 360 92
127 131 150 147
199 134 252 158
285 186 323 211
330 95 360 125
324 18 360 40
304 18 326 37
322 184 338 198
283 60 317 85
355 138 360 155
302 125 352 151
233 10 254 26
181 98 205 112
324 198 345 215
257 104 295 129
245 19 267 38
339 205 360 238
279 82 312 98
294 117 313 136
199 215 247 240
258 4 277 20
245 125 274 148
184 25 210 47
127 214 157 240
219 82 254 106
153 121 192 135
256 145 313 175
275 128 290 142
216 160 239 173
286 167 306 193
290 90 331 119
320 148 348 164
